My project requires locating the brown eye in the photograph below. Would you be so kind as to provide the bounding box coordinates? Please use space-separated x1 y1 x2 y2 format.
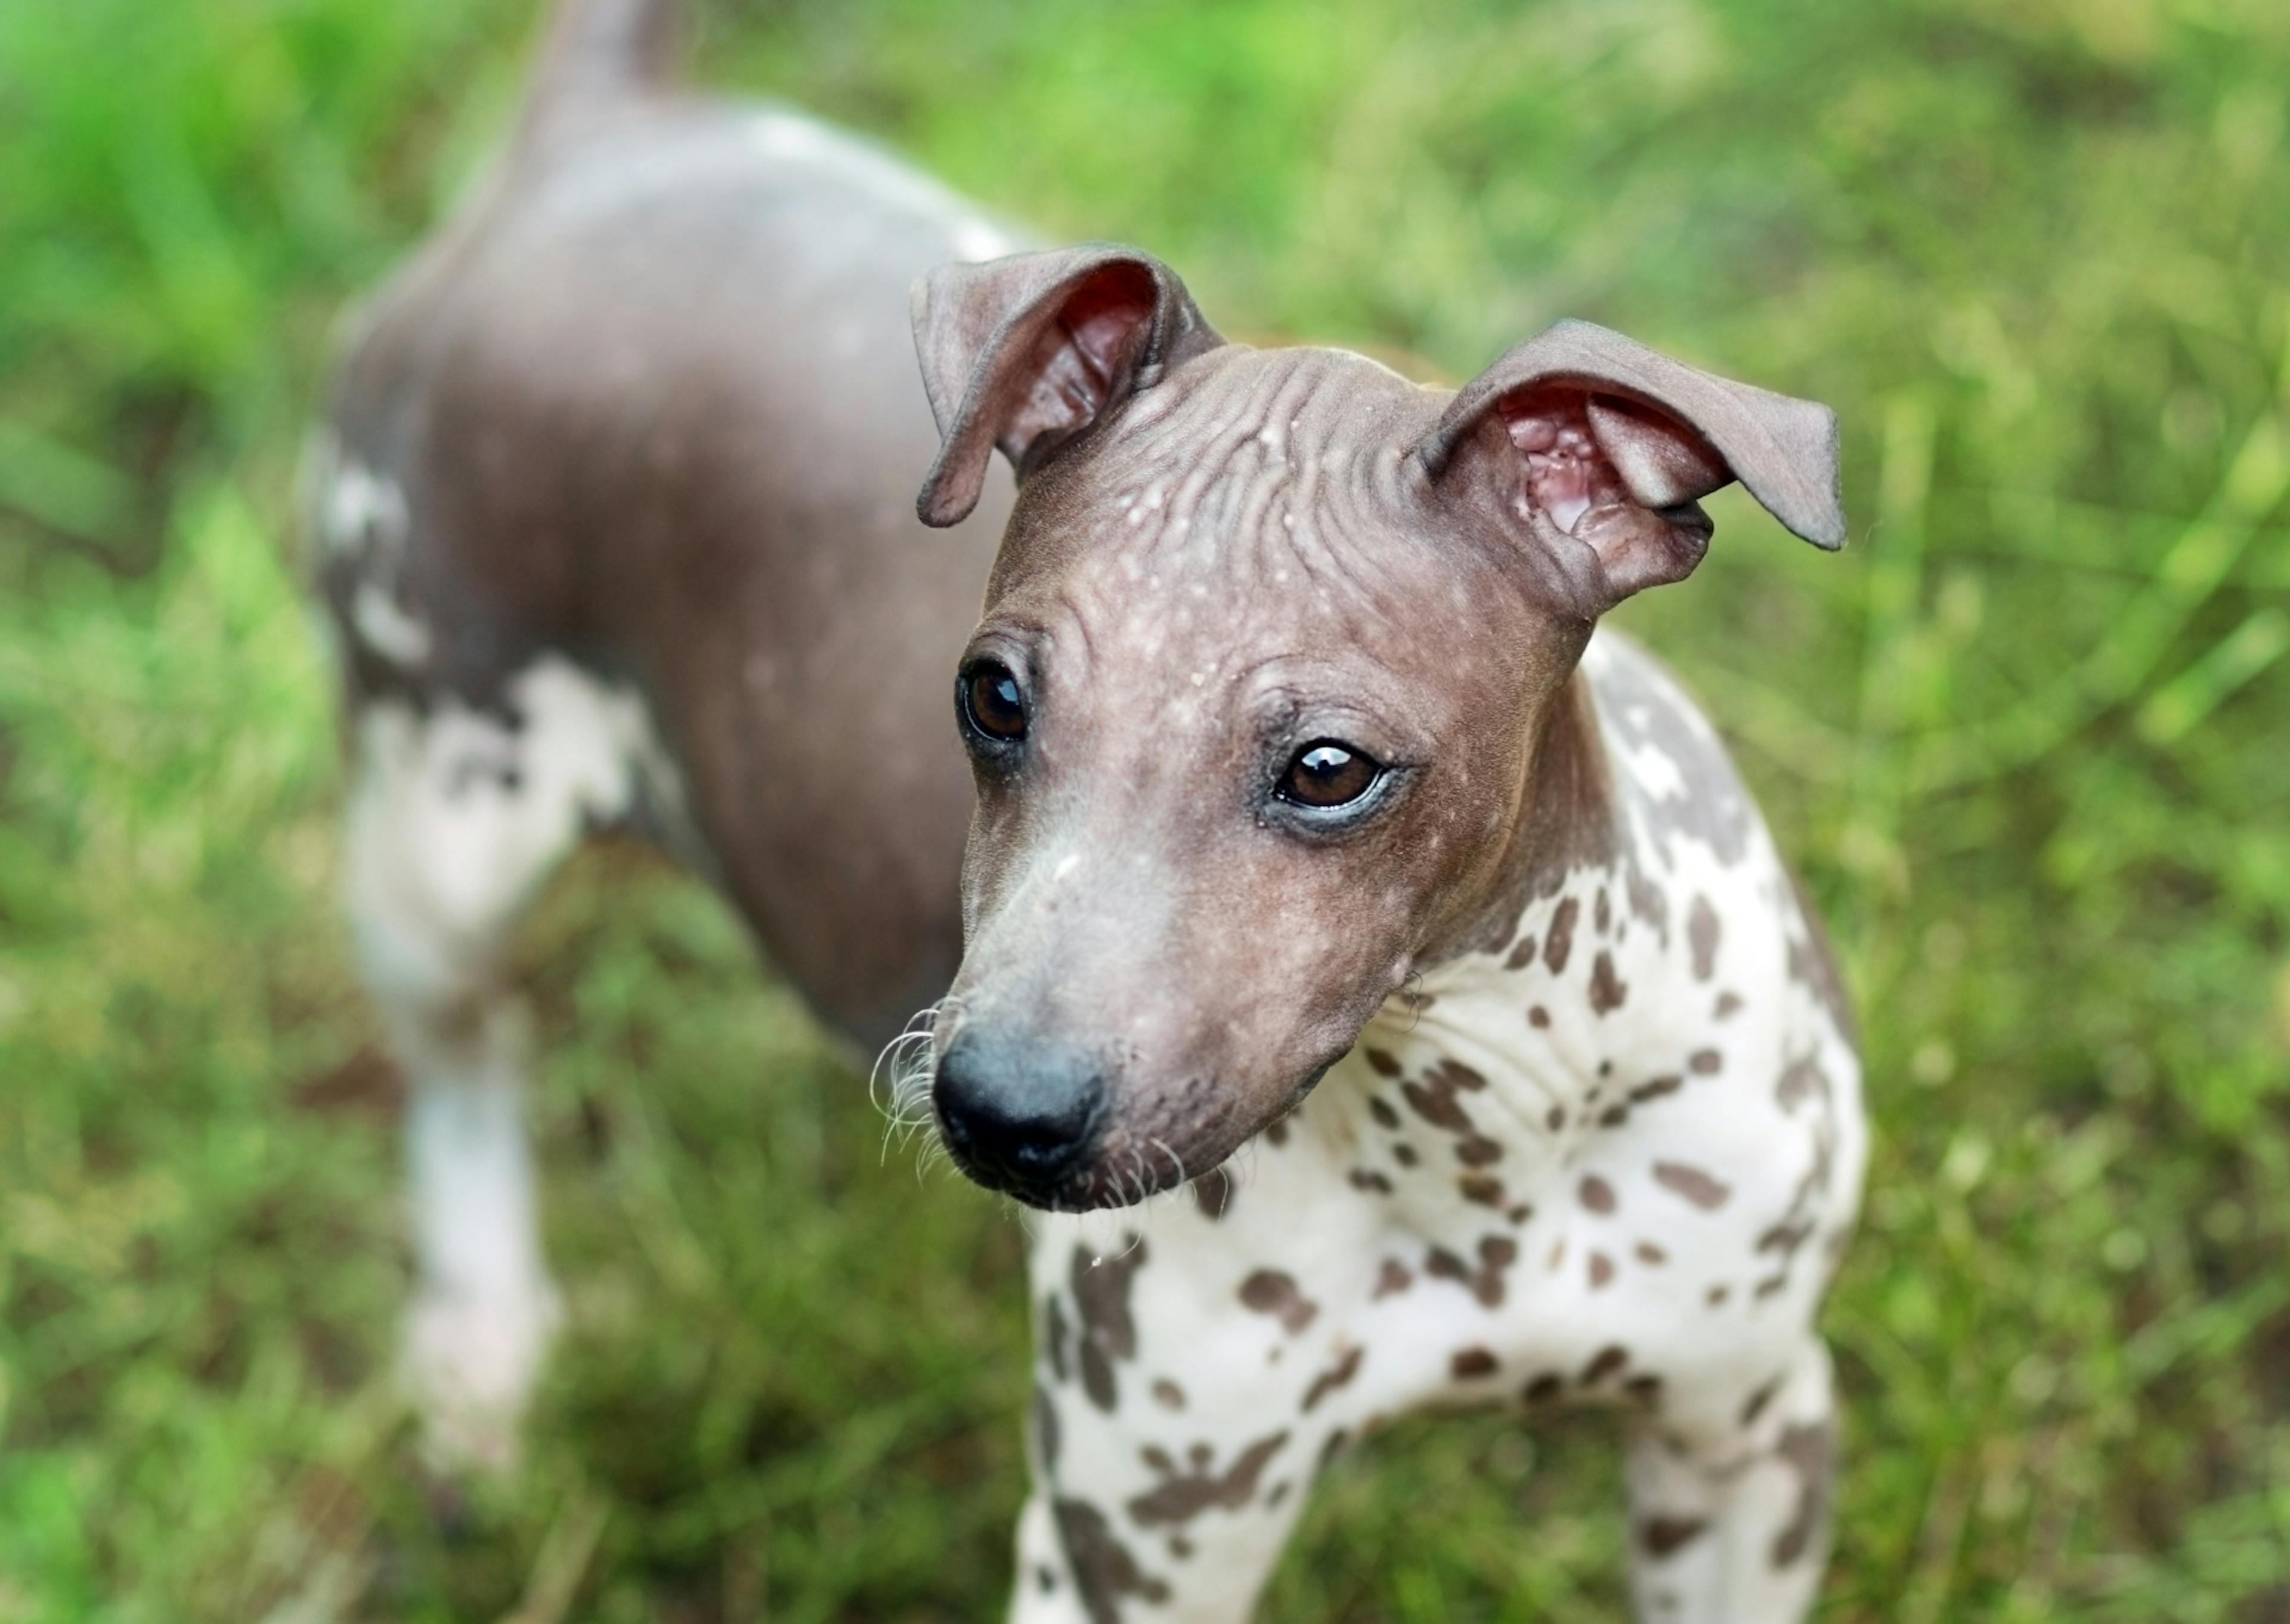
1277 740 1381 808
960 661 1028 743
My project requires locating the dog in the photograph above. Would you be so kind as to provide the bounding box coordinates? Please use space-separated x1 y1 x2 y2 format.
317 2 1867 1619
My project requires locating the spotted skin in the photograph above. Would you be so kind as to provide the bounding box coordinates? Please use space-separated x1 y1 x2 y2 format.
1011 632 1865 1623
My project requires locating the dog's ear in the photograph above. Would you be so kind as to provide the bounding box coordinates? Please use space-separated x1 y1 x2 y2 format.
1419 320 1845 615
911 244 1223 526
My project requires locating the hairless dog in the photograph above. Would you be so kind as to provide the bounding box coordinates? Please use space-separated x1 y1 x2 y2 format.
318 2 1866 1619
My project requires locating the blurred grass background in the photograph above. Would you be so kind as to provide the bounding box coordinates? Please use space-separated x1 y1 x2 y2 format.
2 0 2288 1618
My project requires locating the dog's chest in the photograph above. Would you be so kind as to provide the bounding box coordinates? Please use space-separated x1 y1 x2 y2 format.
1264 842 1852 1422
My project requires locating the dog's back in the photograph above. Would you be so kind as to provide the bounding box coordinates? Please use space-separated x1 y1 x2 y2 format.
317 0 1019 1047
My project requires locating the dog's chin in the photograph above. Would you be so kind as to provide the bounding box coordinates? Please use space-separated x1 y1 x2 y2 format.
943 1138 1229 1213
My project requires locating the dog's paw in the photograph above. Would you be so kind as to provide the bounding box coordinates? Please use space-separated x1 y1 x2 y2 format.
400 1280 564 1473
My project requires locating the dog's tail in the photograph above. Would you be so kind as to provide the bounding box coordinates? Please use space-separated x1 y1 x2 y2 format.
512 0 685 153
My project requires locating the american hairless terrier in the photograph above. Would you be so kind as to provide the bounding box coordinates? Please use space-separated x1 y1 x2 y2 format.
317 1 1867 1618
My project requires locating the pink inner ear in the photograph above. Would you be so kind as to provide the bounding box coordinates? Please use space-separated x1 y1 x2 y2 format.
1499 394 1630 535
1497 389 1732 532
997 266 1159 472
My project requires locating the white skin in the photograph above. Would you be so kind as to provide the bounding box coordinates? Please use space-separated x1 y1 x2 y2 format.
1007 632 1866 1624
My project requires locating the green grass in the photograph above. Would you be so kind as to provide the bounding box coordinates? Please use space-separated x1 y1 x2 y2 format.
3 0 2288 1618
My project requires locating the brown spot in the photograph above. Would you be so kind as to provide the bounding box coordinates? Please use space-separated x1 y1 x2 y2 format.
1364 1047 1402 1077
1449 1347 1499 1379
1629 1074 1682 1105
1545 1105 1565 1130
1588 952 1628 1015
1044 1293 1071 1384
1456 1135 1503 1167
1581 1344 1629 1384
1522 1373 1564 1405
1350 1168 1394 1194
1072 1238 1149 1412
1759 1216 1818 1260
1599 1104 1630 1128
1624 1373 1664 1406
1263 1118 1289 1147
1641 1515 1709 1558
1770 1422 1836 1569
1579 1174 1617 1214
1238 1269 1319 1335
1192 1168 1233 1222
1055 1498 1170 1624
1635 1241 1667 1266
1423 1234 1519 1309
1458 1174 1505 1207
1367 1096 1401 1130
1547 1238 1567 1271
1652 1163 1731 1210
1506 1203 1533 1224
1372 1259 1413 1298
1392 1142 1419 1167
1265 1482 1291 1508
1588 1251 1616 1288
1127 1431 1291 1528
1544 897 1580 974
1152 1379 1187 1411
1715 991 1744 1019
1168 1536 1193 1560
1784 870 1858 1043
1777 1054 1831 1111
1400 1058 1490 1137
1319 1428 1351 1468
1302 1344 1364 1412
1504 934 1538 970
1740 1375 1783 1428
1594 888 1612 934
1707 1284 1731 1307
1035 1386 1062 1470
1528 1005 1552 1029
1687 894 1720 981
1626 863 1669 934
1688 1048 1723 1076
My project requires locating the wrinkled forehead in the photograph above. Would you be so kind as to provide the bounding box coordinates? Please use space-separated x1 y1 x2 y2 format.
983 347 1509 670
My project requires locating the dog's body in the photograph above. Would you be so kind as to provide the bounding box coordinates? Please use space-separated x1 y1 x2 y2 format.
320 1 1866 1617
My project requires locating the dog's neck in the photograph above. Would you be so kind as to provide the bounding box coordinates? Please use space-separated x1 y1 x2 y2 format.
1271 653 1646 1228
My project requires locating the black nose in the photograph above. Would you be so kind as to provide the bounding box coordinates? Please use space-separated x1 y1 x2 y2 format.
933 1034 1106 1201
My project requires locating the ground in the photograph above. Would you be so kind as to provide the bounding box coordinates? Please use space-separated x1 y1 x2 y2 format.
1 0 2287 1619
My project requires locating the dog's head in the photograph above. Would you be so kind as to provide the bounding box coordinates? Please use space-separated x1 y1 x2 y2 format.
908 245 1843 1210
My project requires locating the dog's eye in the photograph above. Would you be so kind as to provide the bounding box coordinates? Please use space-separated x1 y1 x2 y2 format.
960 660 1028 743
1277 740 1381 808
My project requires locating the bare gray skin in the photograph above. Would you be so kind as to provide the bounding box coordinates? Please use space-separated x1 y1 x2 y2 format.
911 247 1842 1213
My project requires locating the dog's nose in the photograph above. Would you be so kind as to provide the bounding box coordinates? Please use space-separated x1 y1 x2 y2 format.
933 1034 1106 1201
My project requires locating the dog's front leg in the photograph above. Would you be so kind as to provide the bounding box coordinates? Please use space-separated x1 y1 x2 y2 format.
1622 1333 1839 1624
1009 1183 1379 1624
